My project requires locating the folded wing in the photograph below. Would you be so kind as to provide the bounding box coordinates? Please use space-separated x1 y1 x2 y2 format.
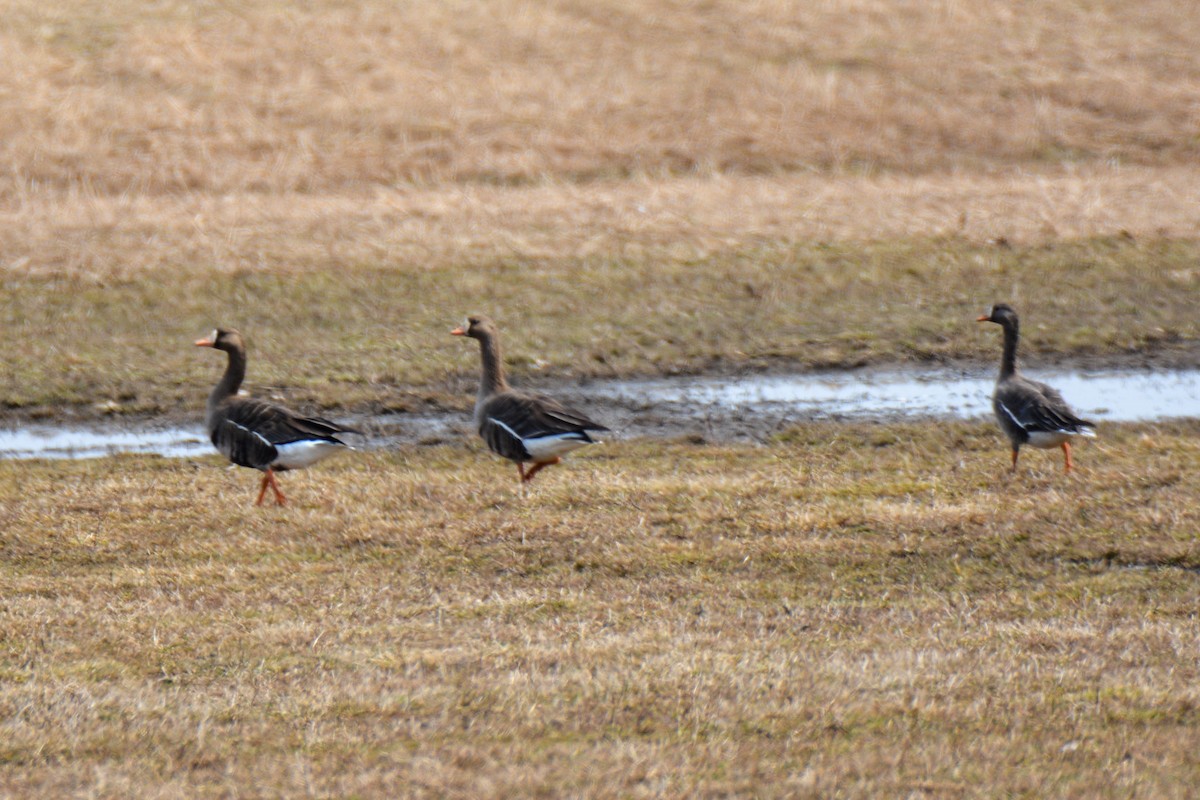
479 392 609 462
212 398 360 469
997 379 1095 436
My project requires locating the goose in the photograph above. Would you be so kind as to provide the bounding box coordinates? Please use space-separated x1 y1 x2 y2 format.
195 328 360 505
977 304 1096 473
452 315 609 483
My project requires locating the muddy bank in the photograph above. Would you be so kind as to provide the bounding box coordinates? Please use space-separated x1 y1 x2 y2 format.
3 364 1199 459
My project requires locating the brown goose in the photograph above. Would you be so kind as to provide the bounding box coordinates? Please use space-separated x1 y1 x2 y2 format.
977 304 1096 473
195 328 359 505
452 315 609 483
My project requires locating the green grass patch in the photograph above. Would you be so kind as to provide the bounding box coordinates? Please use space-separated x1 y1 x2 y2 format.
3 236 1198 418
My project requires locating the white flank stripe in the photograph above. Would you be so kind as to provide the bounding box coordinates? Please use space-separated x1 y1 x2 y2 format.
230 420 274 449
487 416 523 443
995 400 1028 431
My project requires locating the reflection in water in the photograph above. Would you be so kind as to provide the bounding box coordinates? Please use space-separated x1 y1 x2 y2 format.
1 368 1198 459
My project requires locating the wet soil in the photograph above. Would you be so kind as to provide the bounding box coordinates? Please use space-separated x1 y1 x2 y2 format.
3 360 1199 459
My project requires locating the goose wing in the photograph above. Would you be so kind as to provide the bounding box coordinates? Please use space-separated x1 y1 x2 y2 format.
996 377 1095 435
478 391 608 462
227 398 358 443
211 411 279 470
278 412 362 442
212 398 358 468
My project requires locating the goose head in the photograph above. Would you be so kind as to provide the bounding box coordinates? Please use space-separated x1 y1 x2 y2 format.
976 303 1018 326
450 315 498 340
194 327 246 353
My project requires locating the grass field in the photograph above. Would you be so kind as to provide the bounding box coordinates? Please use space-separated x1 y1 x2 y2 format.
3 235 1199 419
4 0 1200 193
2 423 1199 797
3 0 1200 796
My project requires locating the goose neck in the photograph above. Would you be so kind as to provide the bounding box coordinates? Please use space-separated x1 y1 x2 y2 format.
475 331 509 396
207 346 247 419
998 319 1019 378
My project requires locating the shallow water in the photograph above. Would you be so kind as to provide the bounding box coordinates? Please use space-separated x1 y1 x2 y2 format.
0 424 210 460
594 367 1200 422
1 367 1198 459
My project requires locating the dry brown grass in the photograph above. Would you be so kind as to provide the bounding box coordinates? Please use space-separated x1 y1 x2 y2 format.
4 166 1200 281
2 422 1199 797
3 0 1199 195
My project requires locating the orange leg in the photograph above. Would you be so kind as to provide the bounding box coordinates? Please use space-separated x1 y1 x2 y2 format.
255 468 288 506
255 473 271 505
1061 441 1074 474
521 457 561 484
267 469 288 505
1010 448 1020 471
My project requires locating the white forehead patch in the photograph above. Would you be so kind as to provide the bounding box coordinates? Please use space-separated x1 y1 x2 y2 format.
210 329 220 343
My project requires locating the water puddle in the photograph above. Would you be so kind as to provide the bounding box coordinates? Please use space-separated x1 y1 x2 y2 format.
592 367 1200 422
0 424 210 460
1 367 1198 459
